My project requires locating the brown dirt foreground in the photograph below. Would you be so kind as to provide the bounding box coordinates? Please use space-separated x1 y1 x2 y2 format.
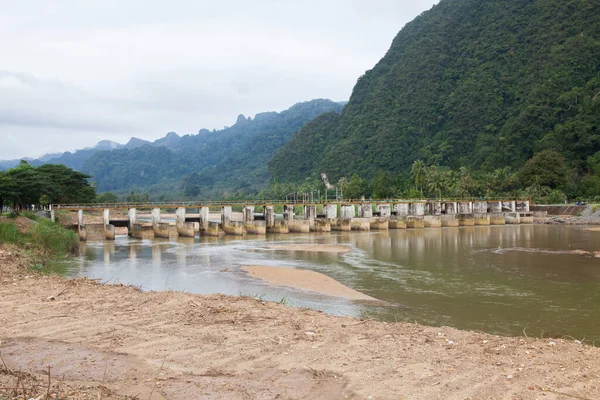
1 246 600 399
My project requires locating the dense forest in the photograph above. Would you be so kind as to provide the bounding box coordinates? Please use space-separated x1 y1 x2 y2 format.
269 0 600 201
81 99 344 197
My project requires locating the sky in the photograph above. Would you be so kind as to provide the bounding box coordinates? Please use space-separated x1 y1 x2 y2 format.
0 0 439 160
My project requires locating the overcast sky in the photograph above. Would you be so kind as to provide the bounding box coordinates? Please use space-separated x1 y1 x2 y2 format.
0 0 438 160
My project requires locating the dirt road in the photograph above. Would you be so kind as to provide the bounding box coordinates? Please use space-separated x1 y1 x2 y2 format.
1 245 599 399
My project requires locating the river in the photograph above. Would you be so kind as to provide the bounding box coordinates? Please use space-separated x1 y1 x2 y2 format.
64 224 600 342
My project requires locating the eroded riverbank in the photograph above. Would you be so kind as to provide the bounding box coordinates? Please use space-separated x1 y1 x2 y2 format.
1 244 600 399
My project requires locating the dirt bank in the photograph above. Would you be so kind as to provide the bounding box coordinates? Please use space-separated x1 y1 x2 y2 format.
1 245 600 399
242 265 378 301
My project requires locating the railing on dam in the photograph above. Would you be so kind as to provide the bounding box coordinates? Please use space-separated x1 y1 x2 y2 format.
51 197 532 211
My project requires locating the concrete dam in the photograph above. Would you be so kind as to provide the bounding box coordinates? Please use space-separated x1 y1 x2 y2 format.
50 200 535 241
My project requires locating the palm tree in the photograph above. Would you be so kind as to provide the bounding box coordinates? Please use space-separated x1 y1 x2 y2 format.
457 166 474 198
410 160 426 195
337 177 349 199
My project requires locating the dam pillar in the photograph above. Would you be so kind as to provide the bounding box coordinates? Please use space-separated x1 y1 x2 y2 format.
103 209 115 240
243 206 255 223
444 202 458 215
77 210 86 241
488 201 502 213
152 208 161 229
221 206 232 227
376 204 391 217
409 203 425 216
176 207 195 238
283 205 295 222
516 201 530 212
303 205 317 230
472 201 488 214
502 201 516 212
128 208 136 236
358 204 373 218
393 203 409 216
199 207 209 231
324 204 337 219
264 206 275 228
458 202 472 214
340 204 355 219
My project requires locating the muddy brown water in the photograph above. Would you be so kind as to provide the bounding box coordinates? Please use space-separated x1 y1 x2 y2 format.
63 224 600 342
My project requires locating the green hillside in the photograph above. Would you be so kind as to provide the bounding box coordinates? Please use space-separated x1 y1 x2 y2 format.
270 0 600 199
82 99 343 197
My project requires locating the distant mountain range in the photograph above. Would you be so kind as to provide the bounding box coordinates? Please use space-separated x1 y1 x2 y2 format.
1 99 345 196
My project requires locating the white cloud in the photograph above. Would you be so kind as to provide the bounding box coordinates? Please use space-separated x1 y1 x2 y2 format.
0 0 438 159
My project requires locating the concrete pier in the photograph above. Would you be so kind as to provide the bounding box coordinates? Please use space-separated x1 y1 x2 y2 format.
313 218 331 232
389 216 407 229
424 215 442 228
474 214 491 225
458 214 475 226
264 206 275 229
406 216 425 229
224 220 245 235
440 215 459 227
221 206 232 227
199 207 209 231
176 207 195 237
490 213 506 225
103 209 115 240
303 205 317 230
128 208 136 236
205 221 221 236
351 218 370 231
154 222 171 238
370 217 389 230
506 212 520 224
331 218 352 231
289 220 310 233
268 220 289 234
245 220 267 235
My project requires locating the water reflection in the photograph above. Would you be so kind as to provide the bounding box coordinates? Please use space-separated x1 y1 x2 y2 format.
65 225 600 341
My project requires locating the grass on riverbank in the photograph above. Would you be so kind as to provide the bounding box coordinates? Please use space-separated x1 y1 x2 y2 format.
0 214 78 273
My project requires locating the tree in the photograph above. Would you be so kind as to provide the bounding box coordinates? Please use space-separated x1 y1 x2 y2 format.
96 192 119 203
336 177 349 199
410 160 426 194
372 171 396 199
37 164 96 204
519 150 568 189
345 174 369 199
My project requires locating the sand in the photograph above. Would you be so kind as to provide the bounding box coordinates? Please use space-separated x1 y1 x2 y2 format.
266 244 352 253
1 243 600 399
242 265 378 301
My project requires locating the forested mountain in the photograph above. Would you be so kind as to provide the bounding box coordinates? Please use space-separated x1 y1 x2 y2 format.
270 0 600 195
82 99 344 195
